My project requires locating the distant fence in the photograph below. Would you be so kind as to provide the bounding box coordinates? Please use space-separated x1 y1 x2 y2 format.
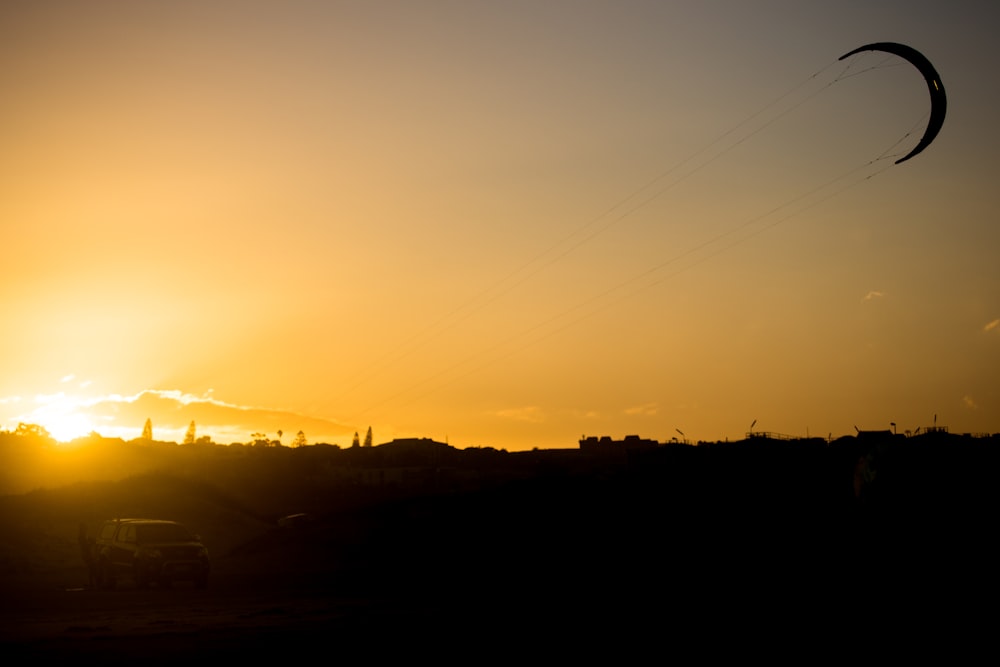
745 431 800 441
747 428 996 441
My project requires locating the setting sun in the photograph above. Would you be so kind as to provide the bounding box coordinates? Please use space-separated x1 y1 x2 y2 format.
26 393 97 443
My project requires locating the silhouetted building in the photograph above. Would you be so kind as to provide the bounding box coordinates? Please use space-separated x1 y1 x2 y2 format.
580 434 660 453
855 429 894 441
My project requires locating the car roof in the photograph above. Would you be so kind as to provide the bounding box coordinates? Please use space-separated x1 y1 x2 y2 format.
104 518 182 526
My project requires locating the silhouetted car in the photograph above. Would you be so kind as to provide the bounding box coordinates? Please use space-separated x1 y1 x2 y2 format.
95 518 210 589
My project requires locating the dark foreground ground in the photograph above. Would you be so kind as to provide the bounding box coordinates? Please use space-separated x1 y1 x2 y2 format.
2 437 997 659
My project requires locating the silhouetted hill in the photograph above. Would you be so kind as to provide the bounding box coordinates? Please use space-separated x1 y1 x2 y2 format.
2 430 997 627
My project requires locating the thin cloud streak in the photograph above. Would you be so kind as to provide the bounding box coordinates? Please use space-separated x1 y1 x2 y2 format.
494 406 545 423
624 402 659 416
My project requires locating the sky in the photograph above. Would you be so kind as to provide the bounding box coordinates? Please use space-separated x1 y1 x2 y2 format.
2 0 998 449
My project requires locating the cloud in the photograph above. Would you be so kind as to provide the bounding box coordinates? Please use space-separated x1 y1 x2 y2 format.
863 290 886 302
984 319 1000 333
78 389 353 443
494 406 545 423
624 402 659 417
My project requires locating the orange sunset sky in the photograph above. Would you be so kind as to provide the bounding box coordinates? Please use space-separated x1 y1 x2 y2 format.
2 1 998 449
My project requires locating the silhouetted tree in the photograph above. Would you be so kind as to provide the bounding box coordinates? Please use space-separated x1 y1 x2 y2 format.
276 429 283 446
352 431 360 448
184 421 196 445
15 423 52 441
292 430 307 448
251 432 270 448
141 418 153 441
364 426 373 448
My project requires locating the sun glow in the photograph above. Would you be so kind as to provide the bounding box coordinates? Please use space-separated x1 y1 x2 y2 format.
27 393 98 443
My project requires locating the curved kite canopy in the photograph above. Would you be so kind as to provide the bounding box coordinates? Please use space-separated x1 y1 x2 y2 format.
839 42 947 164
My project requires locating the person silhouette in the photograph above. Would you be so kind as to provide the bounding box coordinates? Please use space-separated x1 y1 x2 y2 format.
78 522 97 589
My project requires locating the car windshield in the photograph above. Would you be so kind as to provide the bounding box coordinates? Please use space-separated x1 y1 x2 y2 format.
136 523 194 543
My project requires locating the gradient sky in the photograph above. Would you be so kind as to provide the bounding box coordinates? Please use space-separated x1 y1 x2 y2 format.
2 1 998 449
